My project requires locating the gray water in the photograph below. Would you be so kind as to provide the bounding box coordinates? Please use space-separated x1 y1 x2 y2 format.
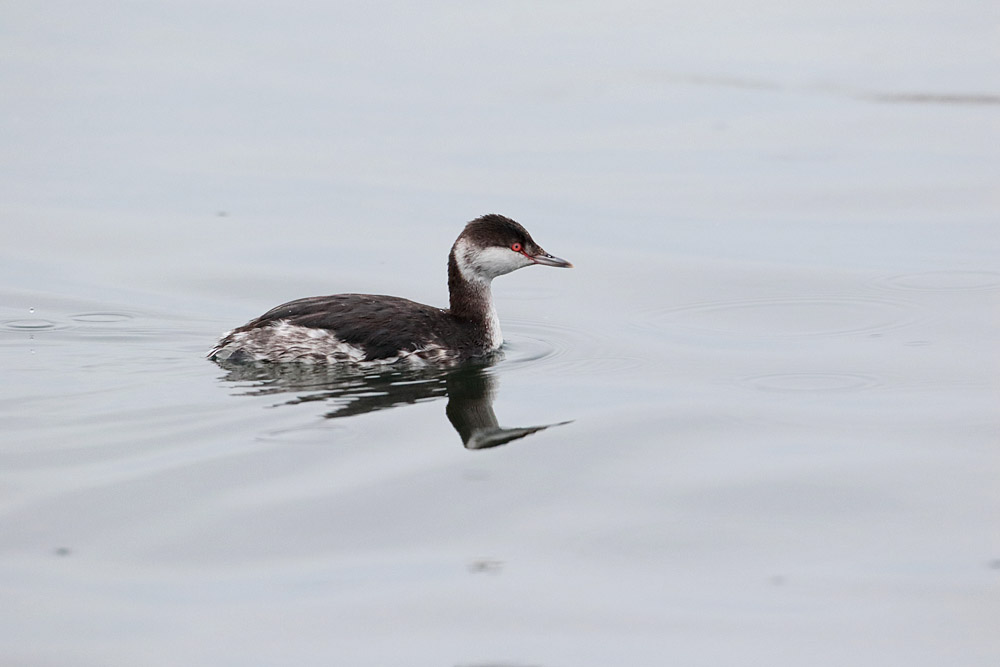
2 2 999 666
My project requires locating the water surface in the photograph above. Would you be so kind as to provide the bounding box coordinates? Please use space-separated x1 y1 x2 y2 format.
1 2 998 666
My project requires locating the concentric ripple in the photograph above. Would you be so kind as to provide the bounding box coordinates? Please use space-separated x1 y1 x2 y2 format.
739 372 880 393
2 311 137 333
876 270 1000 292
69 312 135 323
1 318 69 331
502 318 643 375
636 296 916 340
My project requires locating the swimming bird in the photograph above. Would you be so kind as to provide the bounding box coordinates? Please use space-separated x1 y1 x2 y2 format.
208 214 572 365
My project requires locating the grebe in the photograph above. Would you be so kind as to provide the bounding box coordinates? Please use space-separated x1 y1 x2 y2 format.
208 214 572 365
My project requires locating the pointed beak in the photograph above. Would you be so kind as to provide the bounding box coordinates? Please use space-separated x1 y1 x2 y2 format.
530 251 573 268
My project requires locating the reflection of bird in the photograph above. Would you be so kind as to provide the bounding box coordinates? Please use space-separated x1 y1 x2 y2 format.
208 214 572 365
214 360 452 418
214 361 569 450
444 367 569 450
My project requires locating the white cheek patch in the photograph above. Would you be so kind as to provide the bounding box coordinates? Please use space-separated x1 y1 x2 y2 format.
476 246 532 278
454 239 532 281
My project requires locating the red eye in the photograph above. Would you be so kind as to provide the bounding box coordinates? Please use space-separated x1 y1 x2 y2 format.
511 242 522 252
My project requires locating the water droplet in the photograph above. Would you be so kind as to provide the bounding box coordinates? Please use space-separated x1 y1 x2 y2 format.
28 307 35 314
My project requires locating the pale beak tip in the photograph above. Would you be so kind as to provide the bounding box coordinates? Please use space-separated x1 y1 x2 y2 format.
532 253 573 269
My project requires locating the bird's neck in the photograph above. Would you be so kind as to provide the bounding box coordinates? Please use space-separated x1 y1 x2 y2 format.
448 251 501 347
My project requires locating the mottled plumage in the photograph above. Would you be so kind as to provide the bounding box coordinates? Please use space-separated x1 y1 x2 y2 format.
208 214 572 366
